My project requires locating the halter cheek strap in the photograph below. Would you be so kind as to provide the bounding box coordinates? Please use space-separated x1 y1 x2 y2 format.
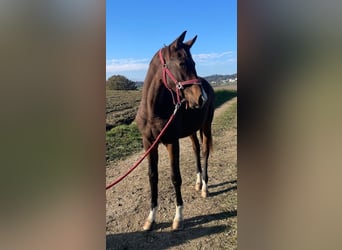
158 49 201 105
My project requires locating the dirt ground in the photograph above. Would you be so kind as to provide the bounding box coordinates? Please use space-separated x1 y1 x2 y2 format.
106 97 237 249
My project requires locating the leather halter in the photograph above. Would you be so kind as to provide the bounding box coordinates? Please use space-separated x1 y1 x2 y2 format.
158 49 201 105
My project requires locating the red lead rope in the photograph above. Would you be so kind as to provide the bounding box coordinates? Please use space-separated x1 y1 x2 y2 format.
106 104 180 190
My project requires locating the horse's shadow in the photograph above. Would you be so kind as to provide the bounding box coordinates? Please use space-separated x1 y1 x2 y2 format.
106 210 237 250
208 180 237 197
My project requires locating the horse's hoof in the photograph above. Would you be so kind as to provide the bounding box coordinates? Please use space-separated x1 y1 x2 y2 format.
201 190 209 198
195 183 202 191
143 220 155 231
171 220 184 231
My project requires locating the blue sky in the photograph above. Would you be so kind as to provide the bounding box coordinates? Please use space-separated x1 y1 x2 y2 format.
106 0 236 81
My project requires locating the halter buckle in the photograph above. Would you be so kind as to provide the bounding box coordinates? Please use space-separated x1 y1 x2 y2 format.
176 82 184 90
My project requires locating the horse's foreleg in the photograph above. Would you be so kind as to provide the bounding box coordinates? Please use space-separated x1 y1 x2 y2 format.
201 126 212 198
143 140 159 231
190 133 202 191
166 141 184 231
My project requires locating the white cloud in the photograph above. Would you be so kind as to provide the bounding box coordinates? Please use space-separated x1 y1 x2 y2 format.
106 51 236 80
106 58 149 72
193 51 236 64
106 51 236 73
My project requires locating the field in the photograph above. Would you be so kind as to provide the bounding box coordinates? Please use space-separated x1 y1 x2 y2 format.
106 86 237 163
106 89 142 130
106 85 237 249
106 89 143 162
105 85 237 129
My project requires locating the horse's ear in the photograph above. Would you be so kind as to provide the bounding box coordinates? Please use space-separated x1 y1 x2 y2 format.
170 31 187 49
184 35 197 49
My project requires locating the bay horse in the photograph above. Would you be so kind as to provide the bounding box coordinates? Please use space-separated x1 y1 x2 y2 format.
135 31 215 231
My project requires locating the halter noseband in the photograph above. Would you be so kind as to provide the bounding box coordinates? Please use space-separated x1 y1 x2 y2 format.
158 49 201 105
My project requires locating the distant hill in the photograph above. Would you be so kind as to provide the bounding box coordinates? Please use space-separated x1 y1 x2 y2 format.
114 73 237 89
134 81 144 88
203 74 237 85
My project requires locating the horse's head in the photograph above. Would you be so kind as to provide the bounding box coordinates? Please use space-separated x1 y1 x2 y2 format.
160 31 208 109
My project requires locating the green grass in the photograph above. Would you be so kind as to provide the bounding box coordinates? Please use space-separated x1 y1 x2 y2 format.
213 99 237 135
106 122 142 163
214 89 237 109
220 100 237 129
106 88 237 164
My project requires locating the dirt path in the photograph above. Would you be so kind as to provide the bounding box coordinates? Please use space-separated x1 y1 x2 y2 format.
106 97 237 249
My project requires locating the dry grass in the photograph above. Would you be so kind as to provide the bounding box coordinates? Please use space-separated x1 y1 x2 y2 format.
106 90 142 128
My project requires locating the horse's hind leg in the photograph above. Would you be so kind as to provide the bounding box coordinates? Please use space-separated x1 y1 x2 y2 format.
143 138 159 231
201 125 212 198
190 133 202 191
165 141 184 231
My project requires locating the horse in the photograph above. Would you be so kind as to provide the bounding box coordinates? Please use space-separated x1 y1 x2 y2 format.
135 31 215 231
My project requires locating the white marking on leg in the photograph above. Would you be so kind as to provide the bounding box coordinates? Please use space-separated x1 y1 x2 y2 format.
195 173 202 191
196 172 201 185
147 207 157 222
174 205 183 221
202 179 208 193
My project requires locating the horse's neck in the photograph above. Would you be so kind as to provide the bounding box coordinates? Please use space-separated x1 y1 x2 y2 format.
143 56 162 91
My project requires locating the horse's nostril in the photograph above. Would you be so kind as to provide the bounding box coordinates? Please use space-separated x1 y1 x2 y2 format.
198 95 203 107
198 93 207 108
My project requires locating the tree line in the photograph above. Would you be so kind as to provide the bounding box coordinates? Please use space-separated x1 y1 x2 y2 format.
106 75 137 90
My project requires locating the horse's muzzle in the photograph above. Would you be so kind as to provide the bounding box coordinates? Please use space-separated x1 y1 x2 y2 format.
192 87 208 109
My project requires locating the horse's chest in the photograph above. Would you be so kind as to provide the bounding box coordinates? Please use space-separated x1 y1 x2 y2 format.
175 110 205 137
